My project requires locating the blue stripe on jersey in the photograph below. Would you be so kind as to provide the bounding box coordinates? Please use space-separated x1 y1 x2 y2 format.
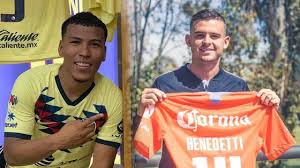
95 138 120 148
4 132 31 139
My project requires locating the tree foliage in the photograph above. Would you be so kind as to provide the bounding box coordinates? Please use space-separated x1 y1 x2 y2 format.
129 0 189 115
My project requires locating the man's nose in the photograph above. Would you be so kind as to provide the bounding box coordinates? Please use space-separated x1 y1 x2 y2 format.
202 34 211 45
79 43 91 57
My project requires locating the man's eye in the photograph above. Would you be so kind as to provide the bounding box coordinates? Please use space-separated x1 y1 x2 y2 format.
196 34 205 38
92 43 100 47
90 43 103 48
210 34 220 39
70 41 80 44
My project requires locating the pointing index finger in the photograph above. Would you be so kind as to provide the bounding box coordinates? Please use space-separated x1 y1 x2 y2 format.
82 114 103 126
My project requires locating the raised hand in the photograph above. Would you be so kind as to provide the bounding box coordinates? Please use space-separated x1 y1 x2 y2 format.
257 89 280 109
137 88 166 117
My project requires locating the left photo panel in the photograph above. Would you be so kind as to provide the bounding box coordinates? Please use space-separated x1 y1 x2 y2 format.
0 0 131 167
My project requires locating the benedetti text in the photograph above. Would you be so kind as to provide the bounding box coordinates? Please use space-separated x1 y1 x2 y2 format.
186 136 244 152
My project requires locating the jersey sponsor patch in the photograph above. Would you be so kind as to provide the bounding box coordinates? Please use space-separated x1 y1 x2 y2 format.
177 109 251 132
5 112 18 128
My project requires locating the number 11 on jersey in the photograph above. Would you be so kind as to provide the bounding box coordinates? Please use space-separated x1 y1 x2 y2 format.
192 156 241 168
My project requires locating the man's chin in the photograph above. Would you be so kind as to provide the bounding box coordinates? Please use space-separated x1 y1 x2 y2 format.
200 57 217 62
72 76 92 83
74 79 89 83
200 54 220 61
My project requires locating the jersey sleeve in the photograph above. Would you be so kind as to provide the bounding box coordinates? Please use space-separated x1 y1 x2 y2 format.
259 107 296 160
4 72 37 139
134 105 164 159
242 81 249 91
95 87 123 148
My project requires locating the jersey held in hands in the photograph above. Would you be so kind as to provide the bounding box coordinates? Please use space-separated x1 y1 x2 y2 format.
134 92 295 168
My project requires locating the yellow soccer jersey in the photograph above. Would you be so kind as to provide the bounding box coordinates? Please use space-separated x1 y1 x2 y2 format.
4 64 123 168
0 0 69 63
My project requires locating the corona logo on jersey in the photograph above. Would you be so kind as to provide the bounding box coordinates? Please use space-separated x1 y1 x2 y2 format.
177 109 252 132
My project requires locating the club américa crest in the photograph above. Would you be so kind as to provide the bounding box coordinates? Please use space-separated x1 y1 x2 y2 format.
9 95 18 107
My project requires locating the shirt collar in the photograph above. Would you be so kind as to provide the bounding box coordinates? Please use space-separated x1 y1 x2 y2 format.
184 63 224 82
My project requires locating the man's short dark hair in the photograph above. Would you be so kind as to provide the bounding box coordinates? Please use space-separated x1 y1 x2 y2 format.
61 12 108 41
190 9 226 31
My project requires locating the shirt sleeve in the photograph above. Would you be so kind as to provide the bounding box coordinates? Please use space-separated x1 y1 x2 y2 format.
4 72 37 139
243 82 250 91
95 87 123 148
152 79 159 89
134 105 164 159
259 107 296 160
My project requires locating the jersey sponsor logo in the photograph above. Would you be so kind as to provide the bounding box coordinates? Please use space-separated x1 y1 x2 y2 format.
9 94 18 107
0 29 39 49
6 112 18 128
5 122 18 128
177 109 251 131
6 112 16 121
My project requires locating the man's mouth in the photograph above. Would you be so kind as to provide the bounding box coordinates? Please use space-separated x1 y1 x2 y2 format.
199 48 214 52
75 62 91 68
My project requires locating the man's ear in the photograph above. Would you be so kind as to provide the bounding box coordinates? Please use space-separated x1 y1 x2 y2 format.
223 35 231 49
102 45 106 61
185 34 191 47
58 40 63 57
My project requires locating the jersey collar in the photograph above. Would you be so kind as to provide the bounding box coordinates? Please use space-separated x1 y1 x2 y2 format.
55 75 95 106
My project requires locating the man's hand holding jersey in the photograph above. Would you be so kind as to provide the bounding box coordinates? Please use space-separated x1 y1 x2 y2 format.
137 88 166 117
257 89 280 109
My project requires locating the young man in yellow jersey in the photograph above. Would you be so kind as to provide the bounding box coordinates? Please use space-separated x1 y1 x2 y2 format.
4 12 122 168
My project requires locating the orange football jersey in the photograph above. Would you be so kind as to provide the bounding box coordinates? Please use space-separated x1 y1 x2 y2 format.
134 92 295 168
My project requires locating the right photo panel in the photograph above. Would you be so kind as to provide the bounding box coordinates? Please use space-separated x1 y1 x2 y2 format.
128 1 300 168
